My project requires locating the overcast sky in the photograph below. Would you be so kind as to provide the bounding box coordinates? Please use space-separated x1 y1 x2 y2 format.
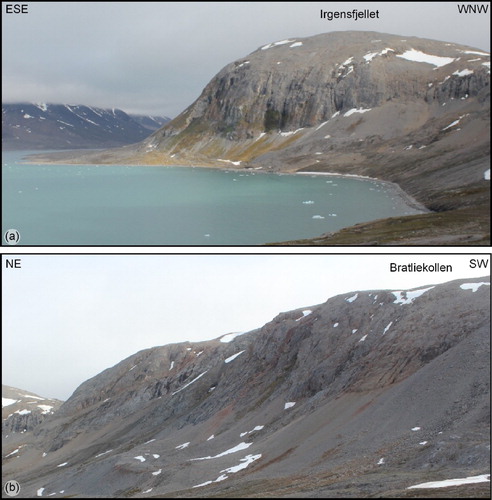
2 2 490 116
2 253 489 400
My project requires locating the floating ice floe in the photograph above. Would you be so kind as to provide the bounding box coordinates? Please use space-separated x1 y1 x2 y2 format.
302 200 315 204
312 215 325 219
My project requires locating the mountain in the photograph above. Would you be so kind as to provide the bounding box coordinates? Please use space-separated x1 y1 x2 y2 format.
1 103 171 150
2 386 63 435
28 31 490 245
2 276 490 497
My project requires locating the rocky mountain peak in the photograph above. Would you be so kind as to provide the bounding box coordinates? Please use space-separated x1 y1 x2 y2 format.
141 30 489 160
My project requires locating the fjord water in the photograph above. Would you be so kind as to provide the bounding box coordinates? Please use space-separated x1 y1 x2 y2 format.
2 151 424 245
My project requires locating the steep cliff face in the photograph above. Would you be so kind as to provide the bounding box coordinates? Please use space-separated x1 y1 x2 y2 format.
3 277 490 497
136 31 489 164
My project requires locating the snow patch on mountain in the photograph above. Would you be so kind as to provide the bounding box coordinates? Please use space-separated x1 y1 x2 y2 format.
396 49 456 67
392 286 434 305
460 282 490 292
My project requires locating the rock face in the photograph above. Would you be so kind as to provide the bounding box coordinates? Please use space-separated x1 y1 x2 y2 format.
2 386 63 434
2 276 490 497
1 103 170 150
150 31 488 146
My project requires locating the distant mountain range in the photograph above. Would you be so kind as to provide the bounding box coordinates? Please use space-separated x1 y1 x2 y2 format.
2 276 490 497
1 103 170 150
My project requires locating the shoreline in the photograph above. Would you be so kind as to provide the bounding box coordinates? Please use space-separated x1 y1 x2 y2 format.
296 170 430 214
12 149 431 224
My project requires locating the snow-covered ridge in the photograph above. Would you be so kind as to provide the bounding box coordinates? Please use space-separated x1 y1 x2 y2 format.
261 39 297 50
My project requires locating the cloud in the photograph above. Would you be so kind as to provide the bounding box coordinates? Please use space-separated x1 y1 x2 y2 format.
2 2 490 116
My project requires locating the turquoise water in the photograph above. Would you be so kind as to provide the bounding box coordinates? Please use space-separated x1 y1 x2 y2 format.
2 151 423 245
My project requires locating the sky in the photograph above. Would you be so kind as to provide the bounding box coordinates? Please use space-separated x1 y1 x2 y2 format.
2 253 490 400
2 2 490 117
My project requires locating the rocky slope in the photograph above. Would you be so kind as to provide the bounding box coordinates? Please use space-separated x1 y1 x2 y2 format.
2 103 170 150
28 31 490 244
2 386 62 435
2 276 490 497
